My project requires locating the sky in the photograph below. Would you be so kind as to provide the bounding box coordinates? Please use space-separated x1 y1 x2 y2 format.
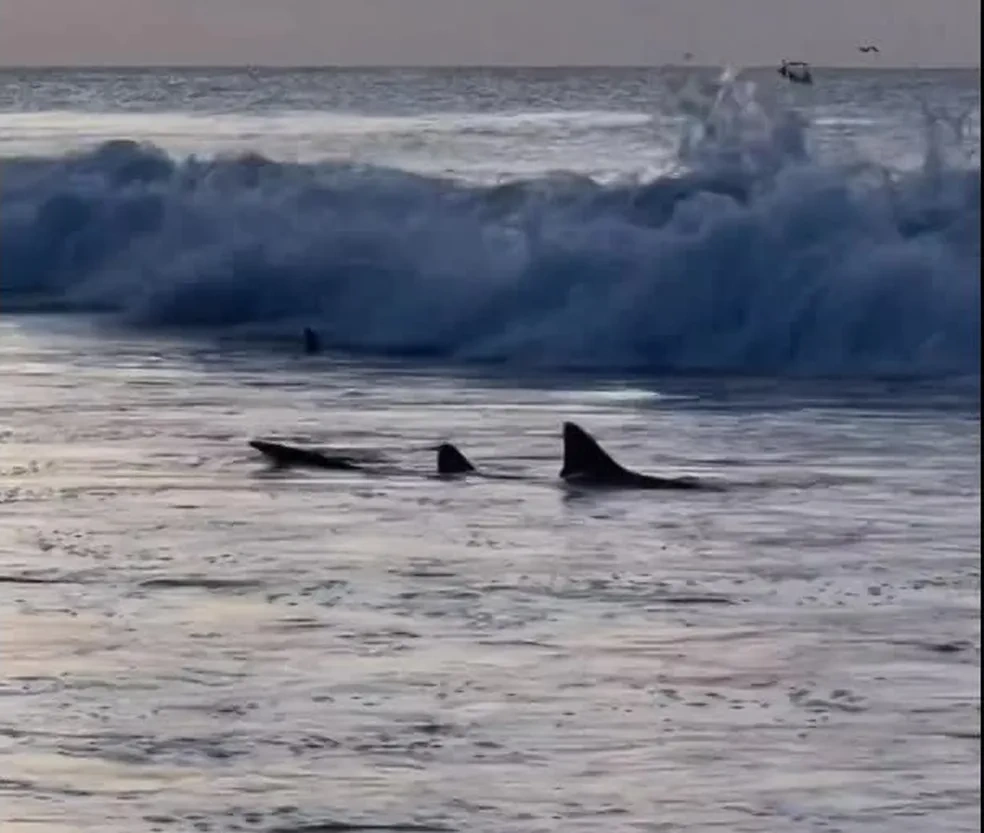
0 0 979 68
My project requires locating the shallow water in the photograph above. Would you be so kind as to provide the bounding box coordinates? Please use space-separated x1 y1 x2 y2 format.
1 317 979 833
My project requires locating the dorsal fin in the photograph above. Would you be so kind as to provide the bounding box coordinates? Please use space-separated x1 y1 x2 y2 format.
302 327 321 354
436 442 475 475
560 422 632 480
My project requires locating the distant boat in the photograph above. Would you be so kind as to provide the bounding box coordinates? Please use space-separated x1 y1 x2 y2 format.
858 44 880 53
778 60 813 85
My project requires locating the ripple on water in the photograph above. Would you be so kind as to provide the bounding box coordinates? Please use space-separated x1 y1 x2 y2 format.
0 320 980 832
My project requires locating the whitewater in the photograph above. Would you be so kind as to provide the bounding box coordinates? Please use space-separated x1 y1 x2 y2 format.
0 66 981 833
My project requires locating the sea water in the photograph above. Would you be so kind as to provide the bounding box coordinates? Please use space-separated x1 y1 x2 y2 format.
0 66 980 833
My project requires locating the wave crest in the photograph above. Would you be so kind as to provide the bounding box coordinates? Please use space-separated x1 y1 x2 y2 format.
2 76 979 376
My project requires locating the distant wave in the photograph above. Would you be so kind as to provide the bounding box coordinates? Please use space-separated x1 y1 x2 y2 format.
2 75 979 377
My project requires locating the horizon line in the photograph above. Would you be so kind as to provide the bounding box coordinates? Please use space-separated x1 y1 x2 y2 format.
0 62 979 72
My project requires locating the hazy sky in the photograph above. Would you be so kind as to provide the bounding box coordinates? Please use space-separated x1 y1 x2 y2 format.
0 0 979 67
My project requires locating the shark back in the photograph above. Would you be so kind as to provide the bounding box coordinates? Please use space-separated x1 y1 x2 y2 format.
560 421 709 491
249 439 361 470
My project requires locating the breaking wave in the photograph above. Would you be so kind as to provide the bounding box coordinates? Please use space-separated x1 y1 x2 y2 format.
2 74 979 376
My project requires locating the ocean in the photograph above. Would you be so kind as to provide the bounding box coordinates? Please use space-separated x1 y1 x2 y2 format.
0 66 980 833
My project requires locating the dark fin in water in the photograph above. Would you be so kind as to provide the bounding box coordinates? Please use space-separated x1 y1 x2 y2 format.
302 327 321 355
560 422 631 481
436 442 476 475
249 439 361 471
560 421 708 490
